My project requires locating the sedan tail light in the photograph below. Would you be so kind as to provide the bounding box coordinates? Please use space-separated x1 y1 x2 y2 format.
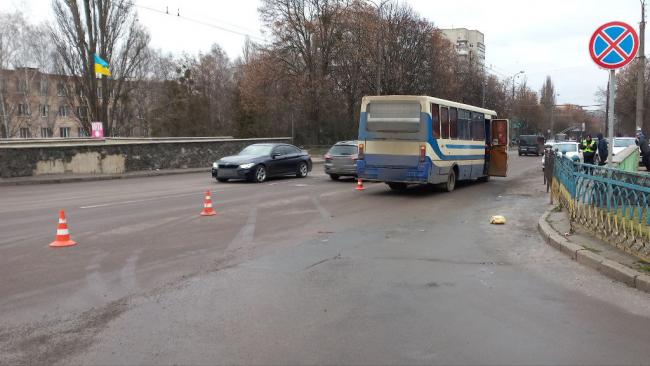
324 154 332 160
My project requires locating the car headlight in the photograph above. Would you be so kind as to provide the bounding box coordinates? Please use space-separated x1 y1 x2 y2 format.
212 162 218 168
239 163 255 169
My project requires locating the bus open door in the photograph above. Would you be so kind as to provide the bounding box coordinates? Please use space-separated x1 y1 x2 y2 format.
488 119 509 177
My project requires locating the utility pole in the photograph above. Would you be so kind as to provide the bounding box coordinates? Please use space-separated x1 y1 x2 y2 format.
637 0 646 131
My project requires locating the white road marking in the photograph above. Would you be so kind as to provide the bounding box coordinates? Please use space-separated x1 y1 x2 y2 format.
226 205 258 253
79 191 218 209
311 196 332 221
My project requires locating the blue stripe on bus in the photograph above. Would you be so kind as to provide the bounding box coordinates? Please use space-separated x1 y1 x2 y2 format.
446 144 486 149
358 112 486 161
425 113 486 160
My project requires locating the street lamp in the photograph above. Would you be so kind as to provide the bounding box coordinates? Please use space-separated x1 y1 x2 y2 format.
510 70 524 100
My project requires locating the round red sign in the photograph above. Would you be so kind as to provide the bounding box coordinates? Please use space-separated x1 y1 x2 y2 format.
589 21 639 69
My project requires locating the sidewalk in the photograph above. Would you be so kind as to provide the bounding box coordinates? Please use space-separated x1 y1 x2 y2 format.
0 158 325 186
0 167 211 186
538 207 650 293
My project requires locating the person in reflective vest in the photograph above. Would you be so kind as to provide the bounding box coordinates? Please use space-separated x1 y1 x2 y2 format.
580 135 597 164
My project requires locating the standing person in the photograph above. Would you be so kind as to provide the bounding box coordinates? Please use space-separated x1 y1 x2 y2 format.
636 129 650 170
580 134 597 164
597 133 608 166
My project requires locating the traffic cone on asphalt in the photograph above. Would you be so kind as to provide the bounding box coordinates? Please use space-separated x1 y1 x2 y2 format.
200 190 217 216
355 178 365 191
49 210 77 247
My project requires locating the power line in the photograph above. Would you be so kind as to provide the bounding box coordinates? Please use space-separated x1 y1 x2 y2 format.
133 3 268 43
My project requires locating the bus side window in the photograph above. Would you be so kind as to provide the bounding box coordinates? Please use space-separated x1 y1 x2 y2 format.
431 103 440 138
440 107 449 139
458 109 470 140
449 108 458 139
471 112 485 141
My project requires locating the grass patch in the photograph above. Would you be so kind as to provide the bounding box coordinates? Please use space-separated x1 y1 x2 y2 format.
582 246 602 254
637 261 650 273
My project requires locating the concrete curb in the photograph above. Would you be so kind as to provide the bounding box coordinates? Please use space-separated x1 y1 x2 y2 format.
537 210 650 294
0 160 325 186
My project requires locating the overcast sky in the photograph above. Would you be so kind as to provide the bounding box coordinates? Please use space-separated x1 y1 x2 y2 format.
5 0 647 107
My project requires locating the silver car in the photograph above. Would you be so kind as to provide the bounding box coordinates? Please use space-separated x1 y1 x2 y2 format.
324 141 358 180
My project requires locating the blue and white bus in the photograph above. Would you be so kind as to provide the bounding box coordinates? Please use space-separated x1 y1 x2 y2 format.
356 95 509 191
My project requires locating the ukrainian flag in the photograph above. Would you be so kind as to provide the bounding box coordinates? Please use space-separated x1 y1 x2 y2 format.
94 54 111 77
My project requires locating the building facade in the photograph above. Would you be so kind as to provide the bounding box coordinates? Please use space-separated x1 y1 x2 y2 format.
0 68 149 138
440 28 485 66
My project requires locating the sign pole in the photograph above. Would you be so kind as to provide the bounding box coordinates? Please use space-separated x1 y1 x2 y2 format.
607 69 616 167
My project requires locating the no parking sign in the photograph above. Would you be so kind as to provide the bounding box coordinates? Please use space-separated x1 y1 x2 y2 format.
589 21 639 69
589 21 639 167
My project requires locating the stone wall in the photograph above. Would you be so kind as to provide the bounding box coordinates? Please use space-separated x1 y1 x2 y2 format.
0 137 291 178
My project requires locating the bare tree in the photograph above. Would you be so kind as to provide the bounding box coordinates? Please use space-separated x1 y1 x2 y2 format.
50 0 150 135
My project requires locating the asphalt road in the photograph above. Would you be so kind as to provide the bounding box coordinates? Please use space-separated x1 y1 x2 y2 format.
1 154 650 365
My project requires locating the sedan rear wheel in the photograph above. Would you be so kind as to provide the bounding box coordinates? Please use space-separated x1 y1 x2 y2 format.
296 161 308 178
252 165 267 183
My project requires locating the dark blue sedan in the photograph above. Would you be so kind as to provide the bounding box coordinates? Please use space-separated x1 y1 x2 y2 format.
212 143 312 183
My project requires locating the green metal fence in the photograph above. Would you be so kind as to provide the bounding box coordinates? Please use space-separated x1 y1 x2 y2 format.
551 153 650 261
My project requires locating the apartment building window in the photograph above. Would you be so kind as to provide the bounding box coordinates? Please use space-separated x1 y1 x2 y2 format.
142 127 149 137
41 127 53 137
19 128 31 138
40 79 49 96
17 78 28 93
40 104 49 118
78 127 87 137
17 103 30 116
76 106 88 122
59 127 70 138
57 82 67 96
58 105 69 117
97 86 102 99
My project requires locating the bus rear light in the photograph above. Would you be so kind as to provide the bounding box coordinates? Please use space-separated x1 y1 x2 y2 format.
358 143 365 159
419 144 426 162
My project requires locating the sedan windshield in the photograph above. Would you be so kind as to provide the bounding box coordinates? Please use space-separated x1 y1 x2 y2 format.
239 145 273 156
556 144 577 153
614 139 635 147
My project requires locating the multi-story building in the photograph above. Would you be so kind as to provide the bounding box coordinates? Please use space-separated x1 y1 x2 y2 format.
0 67 149 138
440 28 485 66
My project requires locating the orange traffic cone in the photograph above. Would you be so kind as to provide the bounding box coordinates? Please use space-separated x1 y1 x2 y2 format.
50 210 77 247
355 178 365 191
200 190 217 216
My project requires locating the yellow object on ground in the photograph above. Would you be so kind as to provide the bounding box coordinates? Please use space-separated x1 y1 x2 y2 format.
490 215 506 224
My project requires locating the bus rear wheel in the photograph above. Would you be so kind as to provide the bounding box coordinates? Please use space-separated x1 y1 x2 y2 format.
444 169 456 192
387 182 408 191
